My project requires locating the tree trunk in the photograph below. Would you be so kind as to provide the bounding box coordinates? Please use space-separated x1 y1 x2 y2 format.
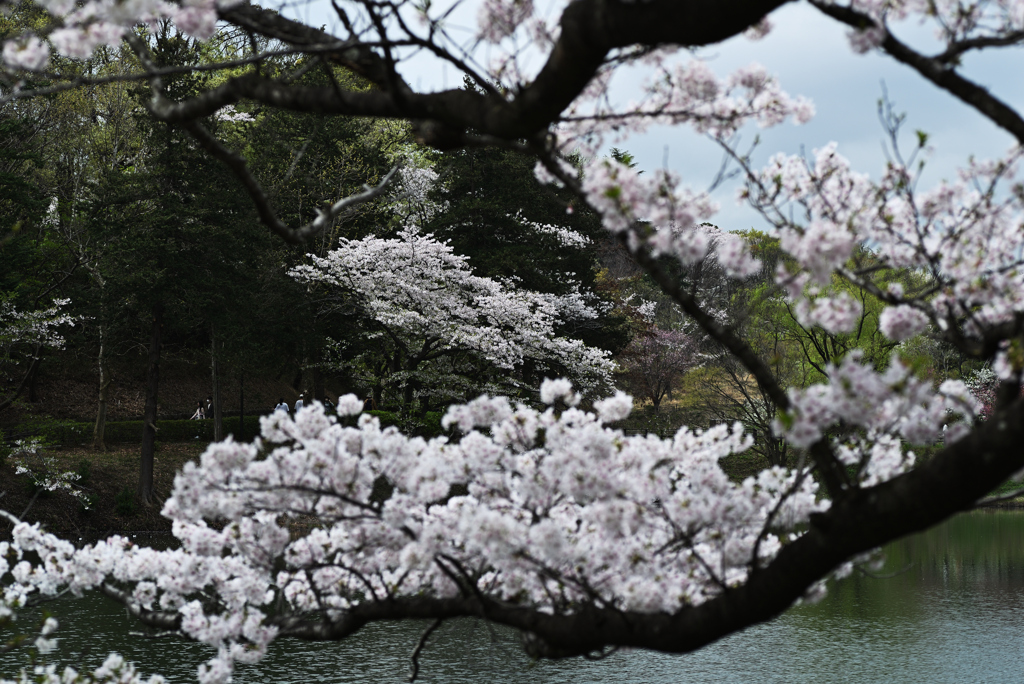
0 350 40 413
238 372 245 442
92 327 110 451
139 304 163 505
312 365 325 403
91 271 110 451
211 324 223 442
27 355 40 403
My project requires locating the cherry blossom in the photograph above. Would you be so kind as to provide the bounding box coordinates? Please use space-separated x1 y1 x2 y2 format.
774 350 980 449
1 36 49 72
1 382 830 683
0 299 76 352
4 0 1024 679
878 304 930 341
289 229 613 400
477 0 534 43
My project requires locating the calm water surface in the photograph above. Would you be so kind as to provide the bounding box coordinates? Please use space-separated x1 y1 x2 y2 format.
4 509 1024 683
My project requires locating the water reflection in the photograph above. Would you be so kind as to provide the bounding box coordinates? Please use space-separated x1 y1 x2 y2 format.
4 509 1024 683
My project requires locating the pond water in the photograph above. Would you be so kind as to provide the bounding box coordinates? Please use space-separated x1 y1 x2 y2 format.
4 509 1024 683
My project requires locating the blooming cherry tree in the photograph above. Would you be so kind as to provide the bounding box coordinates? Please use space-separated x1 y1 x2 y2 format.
0 298 76 412
1 383 829 683
290 229 614 406
4 0 1024 680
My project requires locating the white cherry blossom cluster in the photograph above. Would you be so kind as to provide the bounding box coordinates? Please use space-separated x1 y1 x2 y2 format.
2 382 828 683
1 0 237 72
212 105 253 123
835 433 915 488
557 58 814 165
577 162 764 283
581 160 718 255
537 283 607 323
0 298 76 353
791 290 863 335
744 143 1024 350
0 654 167 684
878 304 930 342
8 439 90 508
520 214 591 249
387 164 447 226
0 520 167 684
289 228 613 393
775 350 980 449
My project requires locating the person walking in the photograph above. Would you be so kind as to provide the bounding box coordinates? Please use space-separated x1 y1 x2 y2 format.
274 398 288 413
190 401 205 420
294 393 305 413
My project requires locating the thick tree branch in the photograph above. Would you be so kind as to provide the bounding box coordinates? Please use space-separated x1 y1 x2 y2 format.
238 394 1024 658
100 584 182 632
144 0 793 147
933 31 1024 64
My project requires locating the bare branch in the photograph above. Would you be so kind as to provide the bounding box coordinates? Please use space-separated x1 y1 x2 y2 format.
181 119 400 244
933 31 1024 65
408 619 443 683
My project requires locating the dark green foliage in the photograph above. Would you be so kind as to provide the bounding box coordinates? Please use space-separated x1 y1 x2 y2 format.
75 457 92 485
364 410 444 438
4 418 88 447
247 64 395 250
426 145 629 355
114 486 136 517
0 118 47 235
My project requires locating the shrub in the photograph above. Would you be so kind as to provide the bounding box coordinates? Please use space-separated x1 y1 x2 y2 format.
114 487 136 517
76 457 92 485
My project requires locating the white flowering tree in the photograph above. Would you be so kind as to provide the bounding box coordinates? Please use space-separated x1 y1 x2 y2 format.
290 228 614 408
4 0 1024 682
0 298 75 413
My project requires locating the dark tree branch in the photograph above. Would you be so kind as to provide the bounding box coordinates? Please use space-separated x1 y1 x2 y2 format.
180 119 400 244
0 349 41 413
810 1 1024 145
933 31 1024 65
99 584 182 632
408 619 444 683
118 0 793 148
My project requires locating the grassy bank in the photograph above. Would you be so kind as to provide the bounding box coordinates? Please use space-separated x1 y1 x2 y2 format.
1 443 205 539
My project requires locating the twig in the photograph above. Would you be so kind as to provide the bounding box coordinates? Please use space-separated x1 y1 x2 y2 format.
408 618 443 682
975 487 1024 507
19 488 42 521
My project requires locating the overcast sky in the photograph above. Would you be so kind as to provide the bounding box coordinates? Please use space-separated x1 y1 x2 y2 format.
287 0 1024 232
